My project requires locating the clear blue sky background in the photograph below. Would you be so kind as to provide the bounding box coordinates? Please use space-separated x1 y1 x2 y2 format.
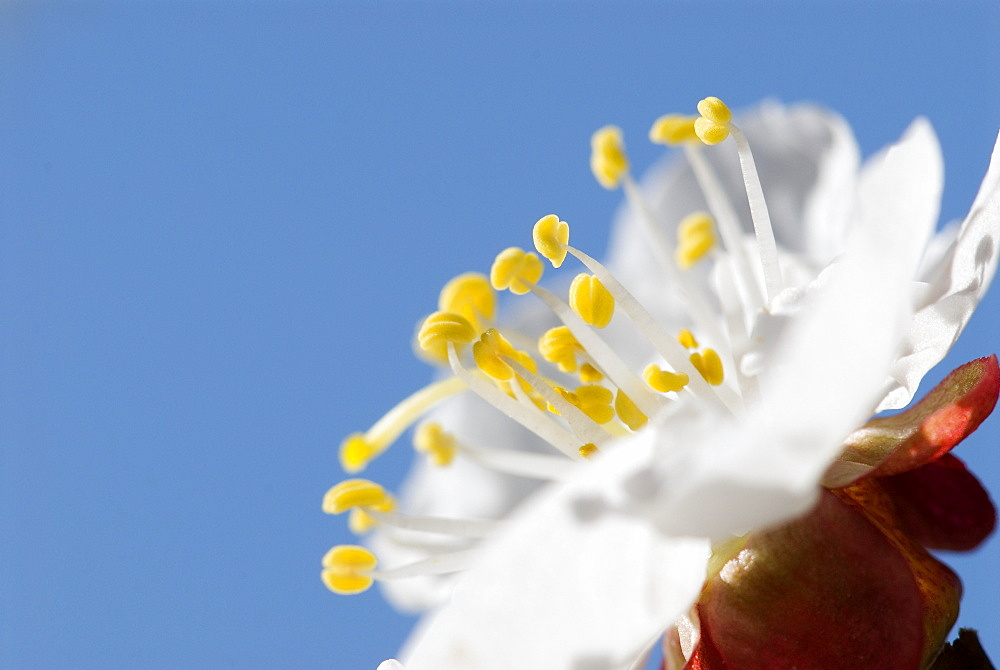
2 2 999 668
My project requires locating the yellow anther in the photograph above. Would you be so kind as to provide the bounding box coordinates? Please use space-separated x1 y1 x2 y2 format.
697 97 732 125
473 328 518 381
675 211 717 269
438 273 495 332
538 326 581 373
533 214 570 268
417 311 477 362
693 98 732 146
578 443 600 459
694 117 730 145
321 545 378 595
490 247 544 295
323 479 391 515
643 364 690 393
569 273 615 329
649 114 699 145
414 421 458 467
579 363 604 383
615 389 648 431
572 384 615 424
690 348 725 386
339 433 376 474
677 329 699 349
590 125 629 190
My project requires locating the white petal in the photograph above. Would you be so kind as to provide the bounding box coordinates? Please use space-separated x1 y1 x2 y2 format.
855 118 943 278
400 431 711 670
801 111 861 262
377 660 406 670
635 122 937 539
879 132 1000 410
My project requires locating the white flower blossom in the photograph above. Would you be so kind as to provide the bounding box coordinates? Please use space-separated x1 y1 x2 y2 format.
327 100 1000 669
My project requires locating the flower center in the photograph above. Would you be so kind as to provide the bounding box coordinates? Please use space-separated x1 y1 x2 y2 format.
322 96 790 594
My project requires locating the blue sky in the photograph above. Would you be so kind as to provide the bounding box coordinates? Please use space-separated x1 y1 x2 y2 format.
2 2 999 668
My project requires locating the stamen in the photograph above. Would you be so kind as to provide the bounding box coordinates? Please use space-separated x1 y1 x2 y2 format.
532 214 570 268
682 143 765 315
537 328 606 383
578 443 600 459
321 545 378 595
326 476 502 539
693 96 732 145
417 311 478 361
694 96 783 301
554 240 737 413
564 384 616 424
549 384 615 425
369 548 480 581
690 348 725 386
530 217 718 397
414 421 457 467
675 211 717 269
446 342 584 459
579 363 604 383
538 325 583 373
323 479 392 514
569 273 615 328
339 375 467 473
490 247 544 295
677 329 698 349
473 328 521 382
649 114 700 146
526 282 664 421
503 356 611 447
728 123 784 300
590 125 629 189
366 509 500 539
438 272 496 333
615 389 648 431
417 311 583 458
643 364 689 393
414 420 577 480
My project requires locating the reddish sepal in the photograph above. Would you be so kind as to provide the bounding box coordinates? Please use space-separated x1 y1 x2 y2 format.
870 355 999 476
834 356 999 484
686 490 929 670
881 453 997 551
